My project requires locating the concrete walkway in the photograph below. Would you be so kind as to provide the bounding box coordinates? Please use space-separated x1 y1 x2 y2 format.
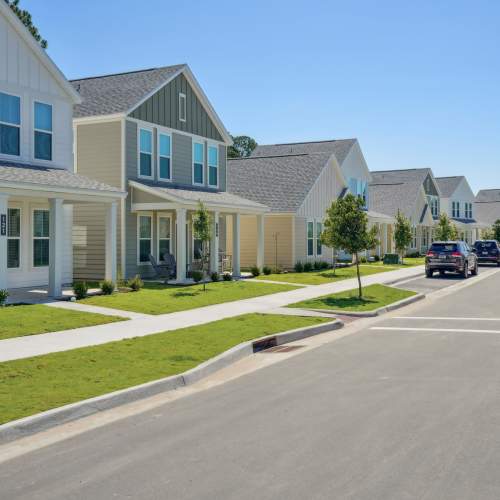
0 266 424 363
45 301 150 320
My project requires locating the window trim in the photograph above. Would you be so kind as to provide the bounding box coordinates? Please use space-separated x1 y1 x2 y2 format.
157 130 172 182
7 206 21 269
137 212 153 265
307 220 315 257
316 221 323 256
0 90 21 158
32 207 50 268
207 143 219 189
137 126 154 180
192 140 205 186
179 92 187 122
157 214 172 262
33 100 53 163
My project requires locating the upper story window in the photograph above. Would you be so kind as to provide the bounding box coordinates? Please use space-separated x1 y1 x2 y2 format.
158 132 171 181
34 102 53 161
208 145 218 187
429 196 439 217
139 128 153 178
452 201 460 218
193 142 204 185
0 92 21 156
179 93 186 122
348 178 367 207
465 202 472 219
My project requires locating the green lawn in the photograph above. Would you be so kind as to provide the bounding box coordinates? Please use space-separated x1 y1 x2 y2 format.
80 281 296 315
0 313 330 424
0 304 124 340
288 284 416 312
364 257 425 267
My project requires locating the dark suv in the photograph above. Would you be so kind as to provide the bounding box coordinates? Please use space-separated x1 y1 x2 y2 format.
425 241 478 278
472 240 500 266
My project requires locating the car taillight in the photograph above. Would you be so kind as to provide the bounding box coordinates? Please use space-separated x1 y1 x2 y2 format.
451 251 462 257
426 251 436 257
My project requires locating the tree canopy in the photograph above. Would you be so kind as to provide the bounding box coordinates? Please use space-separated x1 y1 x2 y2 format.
393 210 413 263
4 0 47 48
227 135 257 158
192 201 212 290
433 213 459 241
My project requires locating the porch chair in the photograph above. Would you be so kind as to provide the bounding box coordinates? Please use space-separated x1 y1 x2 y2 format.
148 254 175 283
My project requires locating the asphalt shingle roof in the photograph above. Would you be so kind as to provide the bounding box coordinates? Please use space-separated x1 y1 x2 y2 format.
435 176 464 198
71 65 185 118
368 181 423 220
476 189 500 203
251 139 356 165
370 168 433 185
474 201 500 225
0 161 123 193
227 152 333 212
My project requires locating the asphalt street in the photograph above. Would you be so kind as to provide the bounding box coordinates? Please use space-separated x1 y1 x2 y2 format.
2 266 500 499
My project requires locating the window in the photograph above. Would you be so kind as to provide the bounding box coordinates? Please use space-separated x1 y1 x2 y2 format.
138 215 152 263
158 133 171 180
139 128 153 178
465 202 472 219
411 226 417 248
193 142 204 185
7 208 20 268
348 178 367 207
0 92 20 156
34 102 52 161
179 93 186 122
157 215 171 261
429 196 439 217
307 221 314 256
208 145 218 187
316 222 323 256
33 209 49 267
452 201 460 218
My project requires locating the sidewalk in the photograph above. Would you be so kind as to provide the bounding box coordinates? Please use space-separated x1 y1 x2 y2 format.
0 266 423 362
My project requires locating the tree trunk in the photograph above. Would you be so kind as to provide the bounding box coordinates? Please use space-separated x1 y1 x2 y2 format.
355 253 362 299
332 248 337 276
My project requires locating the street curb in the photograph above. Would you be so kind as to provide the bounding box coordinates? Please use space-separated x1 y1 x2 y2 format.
304 293 425 317
0 319 343 445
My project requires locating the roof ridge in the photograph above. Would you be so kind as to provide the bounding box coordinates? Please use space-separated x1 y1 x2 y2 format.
70 64 185 82
477 188 500 192
371 167 430 173
435 175 464 180
230 152 330 160
257 138 356 147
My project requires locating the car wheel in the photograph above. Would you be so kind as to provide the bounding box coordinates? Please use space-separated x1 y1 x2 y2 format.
462 262 468 279
426 268 433 278
439 270 446 276
471 261 478 276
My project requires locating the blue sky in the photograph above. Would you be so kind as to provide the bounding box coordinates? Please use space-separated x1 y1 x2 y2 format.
24 0 500 192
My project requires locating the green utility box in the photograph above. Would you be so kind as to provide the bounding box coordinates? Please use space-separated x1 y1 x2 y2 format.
383 253 400 265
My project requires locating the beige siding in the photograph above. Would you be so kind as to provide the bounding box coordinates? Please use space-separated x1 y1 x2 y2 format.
73 121 123 280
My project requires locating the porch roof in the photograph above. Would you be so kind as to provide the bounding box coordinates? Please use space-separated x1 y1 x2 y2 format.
129 180 269 214
451 217 489 228
366 210 395 223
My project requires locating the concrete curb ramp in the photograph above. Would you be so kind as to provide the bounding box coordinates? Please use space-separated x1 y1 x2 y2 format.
305 293 425 317
0 319 343 445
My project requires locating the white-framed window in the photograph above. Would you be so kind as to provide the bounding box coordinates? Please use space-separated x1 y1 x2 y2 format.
307 221 314 257
158 132 172 181
138 128 153 178
193 141 204 185
7 207 21 269
179 92 186 122
34 101 52 161
33 209 50 267
429 196 439 217
137 214 152 264
452 201 460 218
208 144 218 188
411 226 417 248
316 222 323 256
465 202 472 219
157 215 172 261
0 91 21 157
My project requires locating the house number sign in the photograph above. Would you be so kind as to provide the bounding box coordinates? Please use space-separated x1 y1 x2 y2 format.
0 214 6 236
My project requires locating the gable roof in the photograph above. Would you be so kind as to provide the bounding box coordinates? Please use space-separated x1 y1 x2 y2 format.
227 152 334 212
474 201 500 225
370 168 434 185
0 1 81 104
435 176 464 198
368 181 424 220
251 139 356 165
476 189 500 203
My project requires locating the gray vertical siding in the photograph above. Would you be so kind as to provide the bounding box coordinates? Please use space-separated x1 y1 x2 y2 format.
172 132 192 185
219 144 227 191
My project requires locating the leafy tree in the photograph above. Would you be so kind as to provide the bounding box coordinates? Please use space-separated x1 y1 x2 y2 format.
393 210 412 264
228 135 257 158
434 213 459 241
492 219 500 241
322 194 378 298
4 0 48 48
192 201 211 291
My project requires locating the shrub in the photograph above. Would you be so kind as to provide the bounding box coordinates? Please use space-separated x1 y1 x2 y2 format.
373 255 380 262
0 289 9 306
73 281 89 300
320 261 329 269
359 256 368 263
222 272 232 281
406 251 421 258
191 270 203 283
250 266 261 277
100 280 115 295
210 272 219 282
127 275 144 292
294 261 304 273
272 267 282 274
262 266 272 275
303 262 313 272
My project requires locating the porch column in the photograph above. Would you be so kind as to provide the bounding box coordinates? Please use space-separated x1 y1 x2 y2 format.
382 223 388 255
48 198 64 298
176 208 187 282
256 214 265 269
376 223 381 257
0 194 8 290
105 201 118 283
210 211 219 274
232 213 241 278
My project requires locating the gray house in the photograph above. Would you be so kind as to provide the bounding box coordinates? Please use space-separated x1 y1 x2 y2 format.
72 65 267 282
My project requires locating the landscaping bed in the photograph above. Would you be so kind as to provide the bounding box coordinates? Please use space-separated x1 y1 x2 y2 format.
0 304 124 341
288 284 416 312
0 313 329 424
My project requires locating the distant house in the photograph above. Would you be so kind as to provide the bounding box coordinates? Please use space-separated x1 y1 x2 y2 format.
475 189 500 228
435 176 487 243
227 139 393 270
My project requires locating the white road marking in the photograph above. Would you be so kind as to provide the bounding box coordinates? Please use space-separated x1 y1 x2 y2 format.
393 316 500 322
371 326 500 334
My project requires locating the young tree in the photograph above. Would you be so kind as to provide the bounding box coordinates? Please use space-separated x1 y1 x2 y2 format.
192 201 211 291
393 210 412 265
322 194 378 299
228 135 257 158
4 0 48 48
434 213 459 241
492 219 500 241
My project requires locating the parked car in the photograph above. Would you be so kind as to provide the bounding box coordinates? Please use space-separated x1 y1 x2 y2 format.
472 240 500 266
425 241 478 278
